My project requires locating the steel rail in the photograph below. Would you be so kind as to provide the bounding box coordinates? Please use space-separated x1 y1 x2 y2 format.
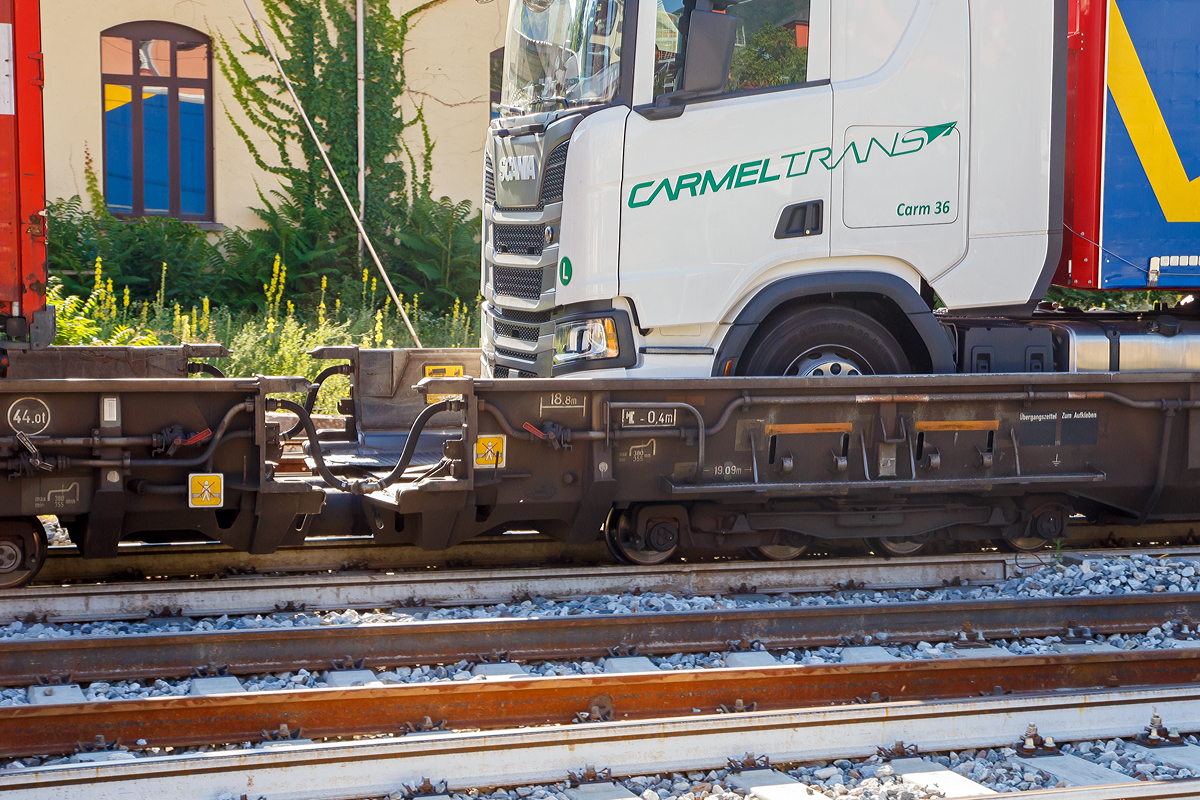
3 592 1200 685
5 552 1028 623
9 648 1200 758
3 686 1200 800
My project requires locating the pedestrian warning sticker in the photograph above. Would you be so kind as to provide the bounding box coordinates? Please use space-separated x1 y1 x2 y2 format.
188 473 223 508
425 364 464 404
475 435 506 469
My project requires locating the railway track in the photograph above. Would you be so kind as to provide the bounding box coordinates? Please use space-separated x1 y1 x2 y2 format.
4 683 1200 799
3 591 1198 684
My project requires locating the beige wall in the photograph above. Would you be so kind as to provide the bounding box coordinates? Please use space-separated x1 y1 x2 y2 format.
41 0 508 231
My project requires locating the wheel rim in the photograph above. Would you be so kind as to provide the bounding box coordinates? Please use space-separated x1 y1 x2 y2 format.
605 511 676 566
870 536 928 557
0 541 20 573
784 345 872 377
750 544 808 561
0 519 46 589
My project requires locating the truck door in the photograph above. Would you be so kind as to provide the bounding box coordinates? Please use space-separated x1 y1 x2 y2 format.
619 0 833 329
828 0 970 284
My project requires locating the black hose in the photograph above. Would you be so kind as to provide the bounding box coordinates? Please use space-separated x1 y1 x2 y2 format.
275 397 452 494
283 364 354 439
276 399 352 491
188 362 226 378
375 399 452 487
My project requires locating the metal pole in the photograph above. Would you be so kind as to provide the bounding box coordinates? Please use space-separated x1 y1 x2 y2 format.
356 0 366 269
241 0 422 348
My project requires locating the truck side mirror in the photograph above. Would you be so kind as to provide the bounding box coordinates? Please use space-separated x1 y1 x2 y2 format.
682 10 737 95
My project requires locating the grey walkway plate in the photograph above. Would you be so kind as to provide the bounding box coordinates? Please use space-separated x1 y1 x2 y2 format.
565 782 638 800
1016 754 1139 786
889 758 996 797
726 769 821 799
603 656 658 673
724 651 780 668
838 646 899 664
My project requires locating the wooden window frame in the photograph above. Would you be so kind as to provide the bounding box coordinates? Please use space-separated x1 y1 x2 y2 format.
100 21 214 221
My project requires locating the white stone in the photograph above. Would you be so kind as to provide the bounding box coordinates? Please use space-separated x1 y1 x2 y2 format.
471 663 527 678
724 651 780 669
838 646 900 664
726 769 821 799
564 782 638 800
603 656 658 674
27 684 86 705
189 676 245 696
322 669 382 688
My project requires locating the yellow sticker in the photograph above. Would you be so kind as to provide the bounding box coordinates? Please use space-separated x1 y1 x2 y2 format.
475 435 506 469
188 473 223 508
425 364 465 404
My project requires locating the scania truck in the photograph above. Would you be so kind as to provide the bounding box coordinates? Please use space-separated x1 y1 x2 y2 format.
481 0 1200 380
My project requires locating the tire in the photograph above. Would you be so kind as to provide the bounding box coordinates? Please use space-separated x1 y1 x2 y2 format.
740 305 911 377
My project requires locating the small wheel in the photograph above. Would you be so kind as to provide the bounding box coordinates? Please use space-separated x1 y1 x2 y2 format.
867 536 928 558
1002 537 1050 553
604 509 677 565
747 531 812 561
740 306 911 377
0 519 48 589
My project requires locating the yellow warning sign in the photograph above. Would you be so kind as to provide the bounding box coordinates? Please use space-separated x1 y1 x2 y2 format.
188 473 223 508
475 435 506 469
425 364 464 404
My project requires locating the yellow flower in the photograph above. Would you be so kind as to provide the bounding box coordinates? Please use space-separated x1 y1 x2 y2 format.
321 275 327 291
123 286 130 309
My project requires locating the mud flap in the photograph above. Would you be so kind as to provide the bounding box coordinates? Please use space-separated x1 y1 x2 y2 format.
82 489 126 559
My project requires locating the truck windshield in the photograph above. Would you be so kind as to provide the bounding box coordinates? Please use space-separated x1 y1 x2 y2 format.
500 0 624 116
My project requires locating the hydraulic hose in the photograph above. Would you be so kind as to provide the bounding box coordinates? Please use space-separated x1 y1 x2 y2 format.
275 397 453 494
275 398 352 492
283 364 354 440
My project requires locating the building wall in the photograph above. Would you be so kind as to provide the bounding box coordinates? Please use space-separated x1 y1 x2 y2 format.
41 0 507 232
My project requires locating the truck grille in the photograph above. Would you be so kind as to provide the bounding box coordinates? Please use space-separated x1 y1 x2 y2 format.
495 346 537 363
484 152 496 205
493 365 537 378
496 308 552 324
493 266 544 300
494 320 540 343
540 141 569 205
493 224 544 256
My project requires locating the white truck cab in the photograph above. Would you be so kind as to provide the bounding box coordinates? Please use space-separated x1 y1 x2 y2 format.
483 0 1065 378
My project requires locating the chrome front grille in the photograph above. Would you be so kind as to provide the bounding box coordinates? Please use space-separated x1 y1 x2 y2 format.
484 151 496 205
495 346 537 363
496 308 552 324
493 265 544 300
539 141 568 205
493 224 545 256
492 364 537 378
494 320 540 343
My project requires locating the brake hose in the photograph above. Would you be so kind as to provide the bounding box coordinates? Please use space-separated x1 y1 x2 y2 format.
274 397 453 494
282 364 354 440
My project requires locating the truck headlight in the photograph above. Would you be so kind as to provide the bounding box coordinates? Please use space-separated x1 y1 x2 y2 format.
554 317 619 364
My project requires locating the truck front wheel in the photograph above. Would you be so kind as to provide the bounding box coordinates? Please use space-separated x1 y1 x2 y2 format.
739 306 910 377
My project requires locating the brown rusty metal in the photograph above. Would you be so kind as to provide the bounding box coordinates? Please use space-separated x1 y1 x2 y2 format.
3 592 1200 686
5 648 1200 759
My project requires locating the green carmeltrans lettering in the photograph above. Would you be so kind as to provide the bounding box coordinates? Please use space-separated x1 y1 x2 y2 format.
628 121 957 209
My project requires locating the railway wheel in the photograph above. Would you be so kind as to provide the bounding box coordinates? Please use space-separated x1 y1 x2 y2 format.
739 306 910 377
867 536 928 558
604 509 677 565
0 519 48 589
747 531 812 561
